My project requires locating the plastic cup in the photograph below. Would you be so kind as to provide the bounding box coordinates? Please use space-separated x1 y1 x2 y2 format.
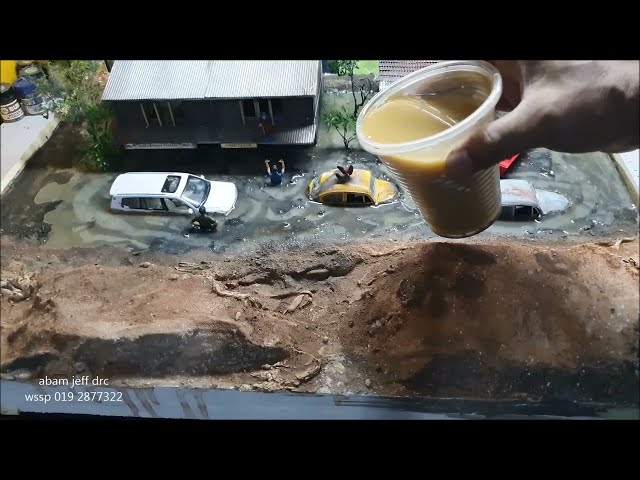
356 61 503 238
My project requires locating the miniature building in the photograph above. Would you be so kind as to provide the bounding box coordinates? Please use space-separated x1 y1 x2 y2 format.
377 60 441 90
101 60 323 150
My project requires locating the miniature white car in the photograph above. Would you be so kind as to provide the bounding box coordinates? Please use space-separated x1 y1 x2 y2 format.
109 172 237 216
500 179 569 220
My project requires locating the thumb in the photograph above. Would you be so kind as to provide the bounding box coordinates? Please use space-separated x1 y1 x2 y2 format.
445 99 541 176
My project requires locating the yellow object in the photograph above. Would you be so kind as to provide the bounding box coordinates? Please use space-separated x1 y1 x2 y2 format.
1 60 18 84
307 168 398 205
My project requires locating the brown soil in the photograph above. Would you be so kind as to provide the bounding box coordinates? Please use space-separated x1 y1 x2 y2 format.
1 234 638 403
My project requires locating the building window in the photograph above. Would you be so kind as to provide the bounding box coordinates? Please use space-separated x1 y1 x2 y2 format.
242 99 256 118
140 101 183 128
140 102 162 128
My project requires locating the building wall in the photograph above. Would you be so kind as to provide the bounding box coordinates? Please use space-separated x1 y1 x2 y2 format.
110 97 316 145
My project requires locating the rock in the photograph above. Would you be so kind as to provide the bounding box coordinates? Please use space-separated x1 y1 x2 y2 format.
132 251 143 256
316 386 332 394
9 292 25 302
238 384 252 392
126 257 134 266
261 364 272 370
0 280 8 289
235 311 242 320
348 320 354 328
305 269 330 281
326 252 362 277
169 274 179 281
364 379 372 388
139 262 151 268
74 362 89 374
322 336 329 344
1 288 12 297
11 369 33 381
368 329 375 337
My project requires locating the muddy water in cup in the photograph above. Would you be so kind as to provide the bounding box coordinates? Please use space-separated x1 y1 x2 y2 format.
361 84 501 238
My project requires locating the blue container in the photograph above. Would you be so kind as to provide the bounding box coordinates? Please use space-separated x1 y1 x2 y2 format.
13 77 37 99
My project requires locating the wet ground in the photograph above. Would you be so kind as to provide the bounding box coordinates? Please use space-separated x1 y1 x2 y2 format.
0 94 637 255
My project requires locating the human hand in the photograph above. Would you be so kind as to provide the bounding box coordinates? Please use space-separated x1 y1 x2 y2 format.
446 60 640 177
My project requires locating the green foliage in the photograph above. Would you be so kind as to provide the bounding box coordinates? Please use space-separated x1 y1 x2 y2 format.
331 60 358 77
327 60 340 74
324 60 375 150
323 107 357 150
37 60 118 171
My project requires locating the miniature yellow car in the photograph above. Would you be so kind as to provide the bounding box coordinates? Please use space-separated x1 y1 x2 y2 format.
306 168 398 206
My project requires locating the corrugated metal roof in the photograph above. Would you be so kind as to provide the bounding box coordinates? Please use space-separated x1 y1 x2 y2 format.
102 61 320 101
102 61 210 101
206 61 319 98
378 60 442 90
270 124 317 145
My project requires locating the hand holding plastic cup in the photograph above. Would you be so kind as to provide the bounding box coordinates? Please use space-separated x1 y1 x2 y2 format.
356 61 503 238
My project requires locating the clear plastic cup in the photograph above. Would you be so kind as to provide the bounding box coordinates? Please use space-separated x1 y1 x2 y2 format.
356 61 503 238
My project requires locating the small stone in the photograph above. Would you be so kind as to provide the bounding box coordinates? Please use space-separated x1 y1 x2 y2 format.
139 262 151 268
150 313 155 317
261 364 272 370
74 362 88 374
368 329 375 337
169 274 179 281
235 311 242 320
364 379 372 388
322 336 329 344
238 384 252 392
610 307 615 314
348 320 354 328
132 251 142 256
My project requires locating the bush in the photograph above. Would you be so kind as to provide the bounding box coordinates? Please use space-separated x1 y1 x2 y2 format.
37 60 119 172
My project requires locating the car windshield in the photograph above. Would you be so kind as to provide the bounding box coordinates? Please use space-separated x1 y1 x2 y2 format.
181 176 210 206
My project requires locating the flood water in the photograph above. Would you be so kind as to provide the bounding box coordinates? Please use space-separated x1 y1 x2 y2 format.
1 93 637 254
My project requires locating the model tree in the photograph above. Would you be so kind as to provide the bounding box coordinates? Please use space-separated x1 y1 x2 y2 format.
36 60 118 171
324 60 375 150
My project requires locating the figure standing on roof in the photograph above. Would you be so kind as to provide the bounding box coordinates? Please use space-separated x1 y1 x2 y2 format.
265 159 285 186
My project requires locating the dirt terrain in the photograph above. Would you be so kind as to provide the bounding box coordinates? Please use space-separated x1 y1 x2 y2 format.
1 234 638 404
